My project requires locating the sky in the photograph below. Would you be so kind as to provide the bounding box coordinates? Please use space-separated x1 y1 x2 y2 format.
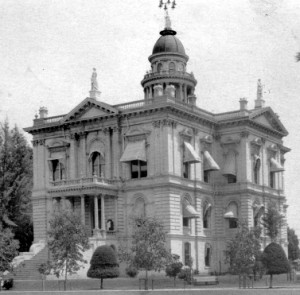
0 0 300 237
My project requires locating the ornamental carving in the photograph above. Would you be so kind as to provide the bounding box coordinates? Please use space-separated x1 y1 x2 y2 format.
152 120 161 128
240 131 249 138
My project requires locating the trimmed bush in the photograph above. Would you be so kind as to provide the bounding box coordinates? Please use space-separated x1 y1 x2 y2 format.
126 266 139 278
178 268 192 283
262 242 290 288
87 245 119 289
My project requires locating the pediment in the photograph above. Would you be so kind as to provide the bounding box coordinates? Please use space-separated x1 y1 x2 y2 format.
250 107 288 136
62 97 118 123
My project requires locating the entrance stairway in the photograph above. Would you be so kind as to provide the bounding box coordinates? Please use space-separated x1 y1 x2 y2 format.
13 247 48 280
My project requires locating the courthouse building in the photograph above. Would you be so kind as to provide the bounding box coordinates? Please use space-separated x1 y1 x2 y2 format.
22 14 290 275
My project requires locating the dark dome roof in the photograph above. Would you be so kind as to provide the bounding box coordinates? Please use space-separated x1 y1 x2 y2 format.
152 29 186 55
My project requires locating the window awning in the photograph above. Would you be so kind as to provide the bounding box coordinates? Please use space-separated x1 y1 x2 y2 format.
270 157 284 173
253 204 264 217
183 142 201 163
183 199 201 219
203 203 212 216
120 140 146 162
224 202 238 219
203 151 220 171
222 152 236 176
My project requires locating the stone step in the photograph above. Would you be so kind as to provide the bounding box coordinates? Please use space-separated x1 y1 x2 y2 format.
14 247 48 280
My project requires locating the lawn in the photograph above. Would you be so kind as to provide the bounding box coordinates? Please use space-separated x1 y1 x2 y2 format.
7 273 300 292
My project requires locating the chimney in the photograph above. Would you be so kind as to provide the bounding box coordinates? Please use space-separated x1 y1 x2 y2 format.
39 106 48 118
239 98 248 111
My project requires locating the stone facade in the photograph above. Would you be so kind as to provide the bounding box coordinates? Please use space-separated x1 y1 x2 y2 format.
24 17 290 275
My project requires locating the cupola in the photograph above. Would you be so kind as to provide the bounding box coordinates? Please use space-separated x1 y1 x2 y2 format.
141 13 197 105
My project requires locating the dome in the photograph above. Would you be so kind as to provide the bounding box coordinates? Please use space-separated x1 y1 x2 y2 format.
152 29 186 55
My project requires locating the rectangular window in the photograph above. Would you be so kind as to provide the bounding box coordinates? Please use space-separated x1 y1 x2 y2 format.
229 219 238 229
183 162 189 179
131 160 147 179
269 171 275 188
227 175 237 184
204 170 209 183
51 159 65 181
183 217 189 227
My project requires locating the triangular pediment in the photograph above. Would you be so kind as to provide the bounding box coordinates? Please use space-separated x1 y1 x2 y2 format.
62 97 118 122
250 107 288 136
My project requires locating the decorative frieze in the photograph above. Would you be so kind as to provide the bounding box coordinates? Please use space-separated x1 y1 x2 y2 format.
32 139 45 146
152 119 177 128
240 131 249 138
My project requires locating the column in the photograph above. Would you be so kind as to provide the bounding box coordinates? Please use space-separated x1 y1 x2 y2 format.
81 195 85 225
179 84 183 101
101 195 106 231
114 197 118 231
112 128 120 178
105 129 111 178
149 86 153 99
81 133 87 176
69 140 76 179
94 195 99 231
184 84 188 102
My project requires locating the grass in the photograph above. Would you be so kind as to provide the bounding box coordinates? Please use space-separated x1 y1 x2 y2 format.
8 273 300 292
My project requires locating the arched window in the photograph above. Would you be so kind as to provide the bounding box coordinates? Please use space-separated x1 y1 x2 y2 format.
107 219 114 231
253 157 260 185
205 243 212 267
157 63 162 73
169 62 175 74
203 202 212 229
184 242 191 266
253 204 264 227
91 152 105 177
134 197 146 217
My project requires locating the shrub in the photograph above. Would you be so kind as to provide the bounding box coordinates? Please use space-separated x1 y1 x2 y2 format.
178 268 192 283
126 266 139 278
165 261 183 280
87 245 119 289
261 242 290 288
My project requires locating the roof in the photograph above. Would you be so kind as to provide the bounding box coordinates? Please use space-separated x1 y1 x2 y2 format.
152 29 186 55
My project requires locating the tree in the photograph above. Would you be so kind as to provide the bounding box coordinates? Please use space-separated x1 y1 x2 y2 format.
165 254 183 286
296 52 300 62
87 245 119 289
0 121 33 251
225 222 262 281
119 216 172 290
47 210 90 290
0 224 19 272
261 204 285 242
261 242 290 288
288 227 300 261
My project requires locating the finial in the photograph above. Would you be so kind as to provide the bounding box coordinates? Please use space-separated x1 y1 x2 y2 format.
165 11 172 29
159 0 177 36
